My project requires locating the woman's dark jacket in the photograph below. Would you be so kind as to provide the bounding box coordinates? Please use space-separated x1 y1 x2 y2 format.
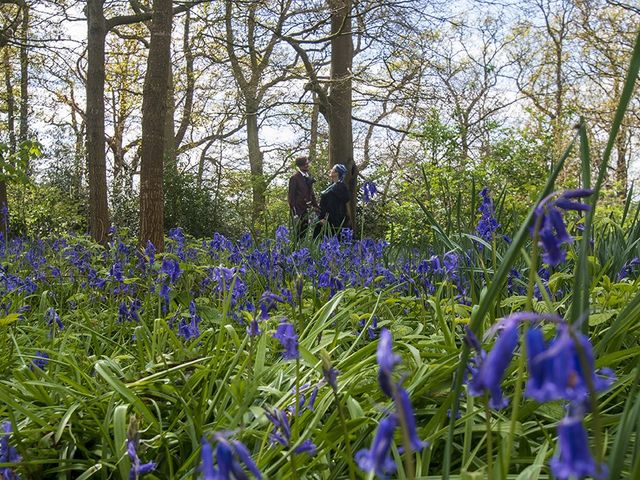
319 182 350 228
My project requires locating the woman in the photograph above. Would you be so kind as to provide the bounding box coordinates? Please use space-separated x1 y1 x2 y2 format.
316 163 351 236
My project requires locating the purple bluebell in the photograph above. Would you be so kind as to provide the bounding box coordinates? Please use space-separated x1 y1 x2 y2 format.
294 440 316 455
275 225 290 246
178 301 201 341
525 324 615 405
260 291 284 314
200 435 262 480
476 187 500 243
45 307 64 331
288 384 319 415
617 256 639 280
550 415 607 480
359 316 379 340
160 257 181 284
247 318 261 337
377 328 401 397
265 407 316 456
355 414 398 477
363 181 378 204
127 438 156 480
273 320 299 360
467 319 519 409
109 262 124 282
375 328 428 454
144 241 156 266
396 388 428 452
507 268 526 295
159 284 171 313
199 438 216 480
322 365 340 390
0 421 21 480
533 189 593 267
32 351 49 370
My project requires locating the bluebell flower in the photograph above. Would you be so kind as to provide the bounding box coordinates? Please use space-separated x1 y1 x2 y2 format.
247 318 262 337
476 187 500 243
45 307 64 331
340 228 354 243
550 415 607 480
359 316 379 340
178 301 201 341
127 438 156 480
200 435 262 480
363 181 378 204
375 328 428 454
467 319 519 409
377 328 401 397
525 324 615 406
265 407 316 456
294 439 316 455
0 421 21 480
159 284 171 313
322 365 340 390
160 257 181 284
275 225 290 246
533 189 593 267
144 241 156 266
109 262 124 282
507 268 526 295
396 387 428 452
355 414 397 477
32 351 49 370
617 256 639 280
288 384 319 415
273 320 299 360
259 291 284 318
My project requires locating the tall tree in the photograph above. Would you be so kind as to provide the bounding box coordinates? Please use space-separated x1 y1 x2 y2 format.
85 0 110 244
139 0 173 251
0 0 26 236
18 0 26 145
575 0 640 196
223 0 293 226
283 1 356 224
84 1 207 244
327 0 356 224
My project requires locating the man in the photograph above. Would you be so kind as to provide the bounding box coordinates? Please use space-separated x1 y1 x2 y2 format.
288 156 318 239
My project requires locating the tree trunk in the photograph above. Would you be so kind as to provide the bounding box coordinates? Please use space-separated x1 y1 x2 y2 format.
139 0 172 252
1 47 14 236
615 125 628 198
164 67 177 175
19 3 28 146
4 48 16 154
327 0 356 226
70 85 85 199
86 0 110 245
309 93 319 163
246 99 266 226
0 180 7 237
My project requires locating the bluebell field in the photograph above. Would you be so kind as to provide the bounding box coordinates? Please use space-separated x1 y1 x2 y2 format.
1 179 640 479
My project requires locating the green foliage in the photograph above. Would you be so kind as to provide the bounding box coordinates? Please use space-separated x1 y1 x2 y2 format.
163 170 224 238
7 182 85 237
0 140 41 185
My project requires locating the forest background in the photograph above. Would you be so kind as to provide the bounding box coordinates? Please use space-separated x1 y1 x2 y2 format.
0 0 639 246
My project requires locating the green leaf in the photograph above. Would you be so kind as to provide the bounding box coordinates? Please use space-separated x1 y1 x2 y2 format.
0 313 21 327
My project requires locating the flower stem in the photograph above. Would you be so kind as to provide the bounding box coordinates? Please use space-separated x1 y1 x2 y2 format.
393 386 415 480
485 394 493 479
334 389 356 480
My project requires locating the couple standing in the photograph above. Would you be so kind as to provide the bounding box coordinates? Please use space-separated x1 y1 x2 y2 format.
287 157 351 239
